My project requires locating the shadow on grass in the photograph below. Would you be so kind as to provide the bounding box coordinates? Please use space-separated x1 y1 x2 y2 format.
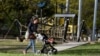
0 45 42 54
0 45 26 53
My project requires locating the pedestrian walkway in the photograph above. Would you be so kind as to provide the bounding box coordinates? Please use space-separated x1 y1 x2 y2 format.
54 42 88 51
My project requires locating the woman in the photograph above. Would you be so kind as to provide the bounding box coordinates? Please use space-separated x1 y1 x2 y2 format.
23 16 39 55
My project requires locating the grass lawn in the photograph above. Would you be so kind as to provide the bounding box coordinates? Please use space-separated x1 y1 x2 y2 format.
0 39 100 56
58 43 100 56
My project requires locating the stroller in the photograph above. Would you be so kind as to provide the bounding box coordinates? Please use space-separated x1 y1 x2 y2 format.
36 33 58 54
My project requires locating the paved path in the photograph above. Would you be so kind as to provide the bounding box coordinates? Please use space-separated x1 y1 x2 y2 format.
54 42 88 51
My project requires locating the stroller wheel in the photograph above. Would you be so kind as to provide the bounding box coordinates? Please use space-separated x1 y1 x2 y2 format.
36 50 41 54
48 50 52 55
41 48 49 54
52 48 58 54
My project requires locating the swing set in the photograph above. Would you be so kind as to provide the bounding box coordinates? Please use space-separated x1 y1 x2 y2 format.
3 19 27 41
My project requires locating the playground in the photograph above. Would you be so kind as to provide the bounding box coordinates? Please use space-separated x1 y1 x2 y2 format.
0 0 100 56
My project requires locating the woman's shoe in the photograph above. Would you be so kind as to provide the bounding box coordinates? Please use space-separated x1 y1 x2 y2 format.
23 50 27 55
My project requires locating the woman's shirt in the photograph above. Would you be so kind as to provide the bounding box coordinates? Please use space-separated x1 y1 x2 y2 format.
28 22 38 34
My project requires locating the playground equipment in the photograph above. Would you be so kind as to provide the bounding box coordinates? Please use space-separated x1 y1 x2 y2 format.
3 18 54 42
77 20 88 42
3 19 27 41
92 0 98 41
38 14 76 42
54 14 76 42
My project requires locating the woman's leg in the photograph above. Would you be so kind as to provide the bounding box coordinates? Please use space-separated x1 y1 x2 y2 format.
25 39 32 52
23 39 32 54
31 39 36 53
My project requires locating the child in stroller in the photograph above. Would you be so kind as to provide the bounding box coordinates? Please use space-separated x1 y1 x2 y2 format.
36 33 58 54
